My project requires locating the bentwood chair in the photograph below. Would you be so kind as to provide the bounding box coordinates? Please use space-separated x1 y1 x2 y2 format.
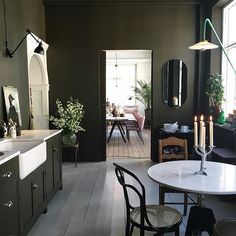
158 137 189 215
113 163 182 236
213 219 236 236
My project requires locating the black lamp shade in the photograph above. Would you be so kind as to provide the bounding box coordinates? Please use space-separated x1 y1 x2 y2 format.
34 42 44 55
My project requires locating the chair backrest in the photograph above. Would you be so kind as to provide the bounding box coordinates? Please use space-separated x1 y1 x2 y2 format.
113 163 152 227
133 112 145 130
159 136 188 162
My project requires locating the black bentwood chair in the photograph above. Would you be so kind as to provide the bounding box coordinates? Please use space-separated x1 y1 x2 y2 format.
113 163 182 236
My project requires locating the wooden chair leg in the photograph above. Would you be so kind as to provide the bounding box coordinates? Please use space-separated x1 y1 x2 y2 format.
184 193 188 216
175 226 180 236
159 186 165 205
129 224 134 236
137 130 144 144
125 221 130 236
126 129 130 144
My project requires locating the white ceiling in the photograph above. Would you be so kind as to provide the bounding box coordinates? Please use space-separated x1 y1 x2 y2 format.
106 50 152 59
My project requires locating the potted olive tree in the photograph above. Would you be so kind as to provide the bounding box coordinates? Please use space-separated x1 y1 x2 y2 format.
205 73 225 123
133 80 151 127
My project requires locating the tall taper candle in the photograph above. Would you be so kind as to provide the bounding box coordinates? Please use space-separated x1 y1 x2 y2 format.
202 126 206 148
209 115 213 146
199 115 204 147
194 116 198 146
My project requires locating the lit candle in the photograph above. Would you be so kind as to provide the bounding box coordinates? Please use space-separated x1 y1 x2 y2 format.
194 116 198 146
209 115 213 146
199 115 204 147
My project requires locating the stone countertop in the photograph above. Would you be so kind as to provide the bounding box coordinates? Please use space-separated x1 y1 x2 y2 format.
0 150 20 165
16 129 62 141
0 129 62 165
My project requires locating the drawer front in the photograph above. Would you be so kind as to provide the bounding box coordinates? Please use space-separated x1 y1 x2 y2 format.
0 181 19 235
0 157 18 186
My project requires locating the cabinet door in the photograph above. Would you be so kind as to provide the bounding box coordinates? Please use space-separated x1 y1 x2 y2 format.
53 134 62 188
45 133 62 199
46 138 54 197
0 182 19 235
19 164 46 233
19 175 33 230
32 167 45 213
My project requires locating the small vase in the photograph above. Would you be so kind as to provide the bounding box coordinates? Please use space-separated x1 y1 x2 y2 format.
62 131 77 145
217 111 225 125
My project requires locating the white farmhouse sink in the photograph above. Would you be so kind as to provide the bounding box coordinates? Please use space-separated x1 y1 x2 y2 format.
0 140 46 180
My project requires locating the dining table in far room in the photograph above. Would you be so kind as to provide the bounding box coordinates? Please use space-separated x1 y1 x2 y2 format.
106 114 136 143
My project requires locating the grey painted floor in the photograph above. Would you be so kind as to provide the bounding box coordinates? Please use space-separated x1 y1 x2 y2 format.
29 159 236 236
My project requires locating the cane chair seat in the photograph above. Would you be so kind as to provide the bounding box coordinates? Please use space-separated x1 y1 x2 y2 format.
130 204 182 230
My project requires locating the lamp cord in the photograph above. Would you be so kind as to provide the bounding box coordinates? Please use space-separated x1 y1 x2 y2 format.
2 0 8 47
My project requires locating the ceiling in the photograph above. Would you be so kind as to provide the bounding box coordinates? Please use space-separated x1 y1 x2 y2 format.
106 50 152 60
44 0 201 6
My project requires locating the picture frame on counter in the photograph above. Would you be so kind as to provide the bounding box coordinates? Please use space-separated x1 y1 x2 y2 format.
3 86 22 128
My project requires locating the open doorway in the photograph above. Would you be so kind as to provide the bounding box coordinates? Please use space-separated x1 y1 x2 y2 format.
105 50 152 159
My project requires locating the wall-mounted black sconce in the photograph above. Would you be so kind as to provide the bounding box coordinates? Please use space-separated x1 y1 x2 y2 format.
5 29 44 58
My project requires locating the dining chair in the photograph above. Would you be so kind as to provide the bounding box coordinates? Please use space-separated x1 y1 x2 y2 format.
158 137 189 215
213 218 236 236
113 163 182 236
125 113 145 144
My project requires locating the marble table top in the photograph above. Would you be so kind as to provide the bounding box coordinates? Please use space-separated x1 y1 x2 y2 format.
148 160 236 195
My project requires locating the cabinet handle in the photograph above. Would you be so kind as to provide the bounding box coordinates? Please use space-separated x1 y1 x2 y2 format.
32 184 39 190
2 171 13 178
3 201 13 208
53 147 58 152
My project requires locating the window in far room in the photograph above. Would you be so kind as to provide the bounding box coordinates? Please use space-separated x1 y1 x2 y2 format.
222 0 236 116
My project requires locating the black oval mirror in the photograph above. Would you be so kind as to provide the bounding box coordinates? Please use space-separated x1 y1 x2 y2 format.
162 59 187 108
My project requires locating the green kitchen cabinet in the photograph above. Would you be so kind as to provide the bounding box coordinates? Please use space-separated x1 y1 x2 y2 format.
19 163 46 235
45 132 62 201
0 157 19 235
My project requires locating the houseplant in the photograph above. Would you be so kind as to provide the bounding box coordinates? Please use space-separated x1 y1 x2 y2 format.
133 80 151 110
205 73 225 123
133 80 151 127
50 97 85 145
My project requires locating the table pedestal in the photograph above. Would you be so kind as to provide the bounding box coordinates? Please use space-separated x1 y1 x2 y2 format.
185 206 216 236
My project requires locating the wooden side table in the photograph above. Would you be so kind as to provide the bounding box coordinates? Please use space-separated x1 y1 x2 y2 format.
62 143 79 167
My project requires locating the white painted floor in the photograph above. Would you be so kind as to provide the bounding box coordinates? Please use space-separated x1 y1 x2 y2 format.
29 159 236 236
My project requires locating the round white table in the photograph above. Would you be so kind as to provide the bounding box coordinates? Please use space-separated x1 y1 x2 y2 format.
148 160 236 195
148 160 236 235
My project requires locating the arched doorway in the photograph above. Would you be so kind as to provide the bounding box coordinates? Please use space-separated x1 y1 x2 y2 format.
27 35 49 129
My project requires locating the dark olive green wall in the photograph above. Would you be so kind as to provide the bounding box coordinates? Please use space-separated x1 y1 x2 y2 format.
45 3 197 161
0 0 45 128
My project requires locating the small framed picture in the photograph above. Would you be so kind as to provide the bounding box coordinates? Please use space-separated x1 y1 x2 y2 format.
3 86 22 127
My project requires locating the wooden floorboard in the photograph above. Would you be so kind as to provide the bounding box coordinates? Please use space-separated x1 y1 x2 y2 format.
29 159 236 236
106 127 151 159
